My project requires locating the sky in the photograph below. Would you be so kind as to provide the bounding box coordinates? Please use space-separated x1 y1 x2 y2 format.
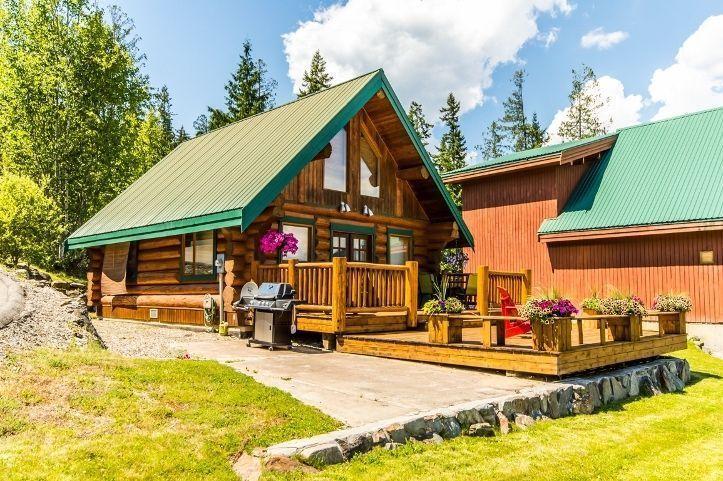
104 0 723 162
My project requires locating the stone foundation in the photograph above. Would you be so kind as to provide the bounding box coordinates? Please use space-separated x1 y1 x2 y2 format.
265 357 691 466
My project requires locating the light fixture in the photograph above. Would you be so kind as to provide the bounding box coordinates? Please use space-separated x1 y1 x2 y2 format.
362 205 374 216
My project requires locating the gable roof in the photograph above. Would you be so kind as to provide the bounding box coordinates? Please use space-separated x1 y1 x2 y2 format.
442 133 617 182
539 106 723 235
66 69 473 250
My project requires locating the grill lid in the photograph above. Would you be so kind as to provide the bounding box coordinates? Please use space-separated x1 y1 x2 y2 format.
256 282 295 300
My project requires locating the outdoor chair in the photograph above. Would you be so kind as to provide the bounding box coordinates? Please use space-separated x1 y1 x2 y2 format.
463 273 477 309
497 286 532 338
419 272 435 306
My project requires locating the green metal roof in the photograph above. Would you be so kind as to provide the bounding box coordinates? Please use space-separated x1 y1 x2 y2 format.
540 106 723 234
66 69 473 249
443 133 616 177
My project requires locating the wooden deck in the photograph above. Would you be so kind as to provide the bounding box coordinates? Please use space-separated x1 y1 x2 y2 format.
337 325 687 376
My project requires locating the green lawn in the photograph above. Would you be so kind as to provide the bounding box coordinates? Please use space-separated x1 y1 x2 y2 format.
0 347 339 480
265 345 723 481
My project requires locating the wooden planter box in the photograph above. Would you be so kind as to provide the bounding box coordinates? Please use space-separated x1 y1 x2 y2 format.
428 314 464 344
658 312 686 335
581 308 600 329
606 315 642 342
531 317 572 352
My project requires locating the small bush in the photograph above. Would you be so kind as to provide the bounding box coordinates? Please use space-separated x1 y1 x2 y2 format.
0 173 65 267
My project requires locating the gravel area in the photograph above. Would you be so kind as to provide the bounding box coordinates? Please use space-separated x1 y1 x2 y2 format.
0 268 96 357
92 318 238 359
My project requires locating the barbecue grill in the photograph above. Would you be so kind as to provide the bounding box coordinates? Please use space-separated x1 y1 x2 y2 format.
234 282 303 350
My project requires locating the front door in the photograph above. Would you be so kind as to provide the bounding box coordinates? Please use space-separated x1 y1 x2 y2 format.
331 231 373 262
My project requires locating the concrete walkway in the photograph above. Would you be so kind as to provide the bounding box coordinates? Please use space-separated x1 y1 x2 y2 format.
179 335 545 426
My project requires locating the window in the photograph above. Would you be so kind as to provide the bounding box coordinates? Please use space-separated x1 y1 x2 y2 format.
182 230 215 278
360 135 380 197
281 223 312 262
389 235 411 265
323 128 347 191
332 230 373 262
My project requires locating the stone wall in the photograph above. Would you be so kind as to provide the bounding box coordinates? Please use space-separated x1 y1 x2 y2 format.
265 357 690 466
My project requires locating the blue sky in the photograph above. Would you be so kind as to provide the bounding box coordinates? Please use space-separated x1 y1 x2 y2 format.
106 0 723 154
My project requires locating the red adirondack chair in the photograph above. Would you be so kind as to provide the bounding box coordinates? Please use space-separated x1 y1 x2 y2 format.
497 286 532 338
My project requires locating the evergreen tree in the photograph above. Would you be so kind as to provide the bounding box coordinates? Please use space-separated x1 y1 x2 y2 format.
297 50 333 97
193 114 209 135
174 125 190 146
501 69 528 151
435 93 467 177
407 101 434 148
524 113 548 148
205 40 276 130
155 85 175 155
557 65 609 141
476 121 506 161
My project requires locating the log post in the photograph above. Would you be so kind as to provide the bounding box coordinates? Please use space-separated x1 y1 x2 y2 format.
477 265 489 316
521 268 532 303
250 260 259 283
404 261 419 328
331 257 347 333
287 258 298 292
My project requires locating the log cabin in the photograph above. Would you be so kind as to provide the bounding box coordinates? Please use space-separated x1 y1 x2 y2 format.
65 69 473 339
444 106 723 325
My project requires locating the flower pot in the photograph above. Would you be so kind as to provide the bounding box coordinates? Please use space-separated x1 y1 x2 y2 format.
658 312 685 335
531 317 572 351
581 308 600 329
605 315 642 342
428 314 464 344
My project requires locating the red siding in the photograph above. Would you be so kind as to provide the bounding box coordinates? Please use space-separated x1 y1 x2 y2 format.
461 164 723 323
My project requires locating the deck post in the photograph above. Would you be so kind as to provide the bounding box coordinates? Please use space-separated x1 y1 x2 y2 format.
404 261 419 328
331 257 347 333
287 258 298 292
250 260 259 283
521 268 532 303
477 265 489 316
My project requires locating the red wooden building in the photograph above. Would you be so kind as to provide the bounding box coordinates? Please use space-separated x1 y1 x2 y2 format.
444 107 723 324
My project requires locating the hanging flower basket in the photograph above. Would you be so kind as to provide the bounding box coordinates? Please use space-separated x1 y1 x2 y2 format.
259 229 298 258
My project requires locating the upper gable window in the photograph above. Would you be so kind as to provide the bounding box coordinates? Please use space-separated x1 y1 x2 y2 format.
323 129 347 192
360 135 380 197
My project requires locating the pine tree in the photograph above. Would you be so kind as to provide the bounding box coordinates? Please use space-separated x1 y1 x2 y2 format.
155 85 175 155
297 50 333 98
204 40 277 130
501 69 528 151
557 65 609 141
435 93 467 208
174 125 190 146
477 121 506 161
193 114 209 135
407 101 433 147
524 113 548 148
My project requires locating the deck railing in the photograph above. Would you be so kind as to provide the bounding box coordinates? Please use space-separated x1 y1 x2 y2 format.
251 258 418 332
476 266 532 315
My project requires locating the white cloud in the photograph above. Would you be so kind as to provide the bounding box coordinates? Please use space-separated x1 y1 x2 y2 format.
580 27 628 50
648 15 723 120
538 27 560 48
282 0 572 118
547 75 644 144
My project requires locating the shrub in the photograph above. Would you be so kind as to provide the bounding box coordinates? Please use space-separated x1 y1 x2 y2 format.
653 294 692 313
0 173 65 267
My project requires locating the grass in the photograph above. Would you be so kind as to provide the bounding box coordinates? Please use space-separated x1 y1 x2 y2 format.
264 344 723 481
0 347 340 480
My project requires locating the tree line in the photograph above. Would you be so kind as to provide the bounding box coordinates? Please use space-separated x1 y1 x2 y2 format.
0 0 609 275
